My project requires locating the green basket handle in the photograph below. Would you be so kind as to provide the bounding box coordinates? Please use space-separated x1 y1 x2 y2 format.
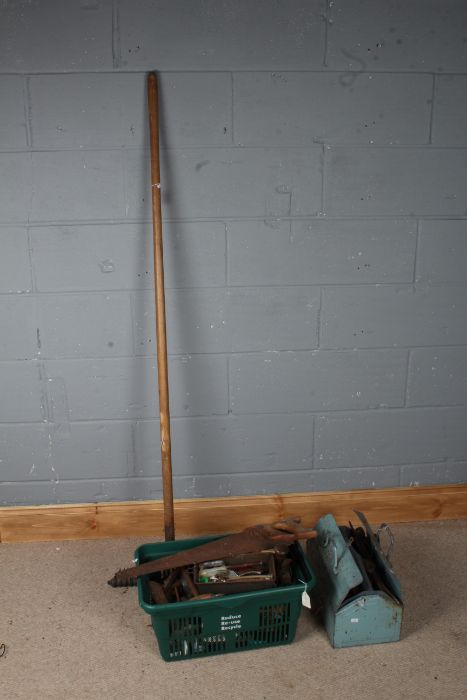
293 544 315 592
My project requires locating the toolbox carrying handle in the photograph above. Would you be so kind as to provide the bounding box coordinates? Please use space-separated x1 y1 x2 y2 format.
321 534 345 576
376 523 395 564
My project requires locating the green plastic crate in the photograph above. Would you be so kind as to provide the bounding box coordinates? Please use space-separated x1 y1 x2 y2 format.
136 535 315 662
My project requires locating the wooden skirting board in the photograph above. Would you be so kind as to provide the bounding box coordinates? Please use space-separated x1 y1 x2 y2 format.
0 483 466 543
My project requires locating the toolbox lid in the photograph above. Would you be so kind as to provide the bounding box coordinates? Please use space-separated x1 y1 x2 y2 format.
354 511 403 602
315 513 363 611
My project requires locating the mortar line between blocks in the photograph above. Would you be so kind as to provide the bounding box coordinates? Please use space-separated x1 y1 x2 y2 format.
129 292 138 357
316 287 323 347
10 280 453 298
2 214 467 227
0 283 350 295
397 464 403 487
323 0 330 68
413 219 421 283
2 404 466 429
3 68 466 76
404 348 412 408
1 211 467 226
224 222 230 286
320 144 327 216
37 360 51 423
428 74 436 144
120 150 128 218
2 467 381 487
311 414 317 468
27 151 34 224
130 422 138 476
25 227 37 293
0 408 463 429
4 144 467 155
3 343 467 364
23 76 33 148
111 0 121 70
230 72 235 144
226 354 232 414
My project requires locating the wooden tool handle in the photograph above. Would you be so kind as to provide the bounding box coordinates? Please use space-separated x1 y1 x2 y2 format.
147 72 175 541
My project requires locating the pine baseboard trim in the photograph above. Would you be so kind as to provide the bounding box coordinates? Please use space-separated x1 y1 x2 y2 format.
0 483 466 543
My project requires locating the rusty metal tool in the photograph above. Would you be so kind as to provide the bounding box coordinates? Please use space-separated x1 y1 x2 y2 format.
148 71 175 542
344 520 398 600
180 571 199 598
108 520 316 587
162 568 181 595
149 580 169 605
278 557 293 586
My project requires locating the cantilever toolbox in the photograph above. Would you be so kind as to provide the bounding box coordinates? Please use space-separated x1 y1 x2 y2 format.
307 511 403 648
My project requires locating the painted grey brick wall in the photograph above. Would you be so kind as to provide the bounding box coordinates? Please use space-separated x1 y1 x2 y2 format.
0 0 113 72
233 72 433 145
432 76 467 146
321 286 467 348
30 222 227 291
29 72 233 147
134 287 319 354
116 0 326 71
228 220 417 285
326 0 467 73
0 77 28 148
0 228 32 293
230 350 407 413
124 147 323 221
325 148 467 216
0 0 466 506
417 220 467 283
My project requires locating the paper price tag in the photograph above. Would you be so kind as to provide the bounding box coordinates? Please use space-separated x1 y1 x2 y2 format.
302 591 311 609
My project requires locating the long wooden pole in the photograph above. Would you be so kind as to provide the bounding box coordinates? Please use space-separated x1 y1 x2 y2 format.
147 72 175 541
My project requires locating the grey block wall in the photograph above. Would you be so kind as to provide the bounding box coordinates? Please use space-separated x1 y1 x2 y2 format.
0 0 466 505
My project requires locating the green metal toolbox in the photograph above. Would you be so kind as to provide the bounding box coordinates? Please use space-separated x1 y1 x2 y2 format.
307 511 403 648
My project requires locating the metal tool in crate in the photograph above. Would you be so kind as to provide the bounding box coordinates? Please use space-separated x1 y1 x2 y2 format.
307 511 403 648
109 520 317 660
136 536 315 661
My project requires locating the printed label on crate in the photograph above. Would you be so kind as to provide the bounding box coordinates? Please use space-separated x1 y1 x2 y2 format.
220 614 242 631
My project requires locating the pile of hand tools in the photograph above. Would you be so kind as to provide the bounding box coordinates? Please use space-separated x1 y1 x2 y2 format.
109 518 316 602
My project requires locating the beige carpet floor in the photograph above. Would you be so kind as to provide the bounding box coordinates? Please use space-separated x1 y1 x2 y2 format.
1 520 466 700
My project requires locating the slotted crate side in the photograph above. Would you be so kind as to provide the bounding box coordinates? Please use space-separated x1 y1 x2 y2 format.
152 597 300 661
235 601 293 649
